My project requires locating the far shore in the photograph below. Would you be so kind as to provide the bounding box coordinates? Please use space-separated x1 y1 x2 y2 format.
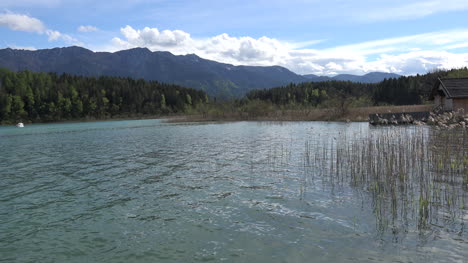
0 114 169 126
166 104 433 123
2 104 433 126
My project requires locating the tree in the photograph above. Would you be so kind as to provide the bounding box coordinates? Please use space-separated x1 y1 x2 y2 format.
11 95 26 120
0 94 12 122
0 70 210 122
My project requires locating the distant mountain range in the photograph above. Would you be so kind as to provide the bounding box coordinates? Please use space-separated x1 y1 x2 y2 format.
303 72 401 83
0 46 400 97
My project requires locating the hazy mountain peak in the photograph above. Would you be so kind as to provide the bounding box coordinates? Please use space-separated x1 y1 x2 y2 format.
303 71 400 83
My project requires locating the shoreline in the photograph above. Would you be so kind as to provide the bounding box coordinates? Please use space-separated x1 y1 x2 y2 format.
166 104 433 123
2 104 433 126
0 114 174 126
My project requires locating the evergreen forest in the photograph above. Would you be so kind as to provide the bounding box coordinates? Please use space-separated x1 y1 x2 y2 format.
0 68 208 124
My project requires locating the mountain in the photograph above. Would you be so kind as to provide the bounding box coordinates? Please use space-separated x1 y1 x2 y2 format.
0 46 401 97
303 72 400 83
0 46 306 98
302 74 332 82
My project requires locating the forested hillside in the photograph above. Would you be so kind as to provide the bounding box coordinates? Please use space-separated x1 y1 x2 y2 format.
247 67 468 107
0 68 208 124
0 46 305 98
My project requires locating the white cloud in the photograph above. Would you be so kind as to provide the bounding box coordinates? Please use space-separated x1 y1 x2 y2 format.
45 29 79 44
45 29 61 41
0 12 80 45
78 25 98 32
111 26 292 65
109 26 468 76
119 25 191 47
365 51 468 75
0 13 46 33
326 62 343 71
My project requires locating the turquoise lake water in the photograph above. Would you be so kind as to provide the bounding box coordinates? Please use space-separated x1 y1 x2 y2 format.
0 119 466 262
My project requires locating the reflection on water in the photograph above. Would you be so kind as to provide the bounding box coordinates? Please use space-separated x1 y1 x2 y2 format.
0 120 466 262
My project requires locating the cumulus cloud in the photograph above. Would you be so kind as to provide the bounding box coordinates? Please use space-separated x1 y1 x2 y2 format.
118 26 191 47
0 12 80 45
111 26 291 65
45 29 79 44
366 51 468 75
0 12 46 33
109 26 468 76
78 25 98 32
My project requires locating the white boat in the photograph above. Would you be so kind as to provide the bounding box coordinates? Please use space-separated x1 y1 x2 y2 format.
16 122 24 128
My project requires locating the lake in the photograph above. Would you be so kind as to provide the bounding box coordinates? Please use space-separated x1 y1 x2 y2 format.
0 119 466 262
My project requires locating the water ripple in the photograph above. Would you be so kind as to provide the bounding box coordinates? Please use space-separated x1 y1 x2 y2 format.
0 119 466 262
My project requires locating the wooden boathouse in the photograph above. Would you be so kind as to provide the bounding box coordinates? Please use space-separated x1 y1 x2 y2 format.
433 78 468 113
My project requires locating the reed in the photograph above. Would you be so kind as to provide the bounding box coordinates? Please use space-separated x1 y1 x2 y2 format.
302 126 467 237
167 104 433 123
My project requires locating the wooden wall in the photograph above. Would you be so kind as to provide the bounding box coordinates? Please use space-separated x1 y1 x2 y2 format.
453 98 468 115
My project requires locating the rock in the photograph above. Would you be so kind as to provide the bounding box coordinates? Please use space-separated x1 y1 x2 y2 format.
414 120 424 126
427 116 435 125
399 114 409 124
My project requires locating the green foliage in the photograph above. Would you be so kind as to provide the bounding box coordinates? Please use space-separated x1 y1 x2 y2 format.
0 69 208 123
246 81 373 108
446 67 468 78
241 99 274 118
246 68 468 110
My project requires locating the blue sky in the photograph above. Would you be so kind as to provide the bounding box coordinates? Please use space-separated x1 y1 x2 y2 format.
1 0 468 76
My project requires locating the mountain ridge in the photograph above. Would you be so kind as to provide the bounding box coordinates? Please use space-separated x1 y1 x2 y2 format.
303 72 401 83
0 46 306 98
0 46 400 97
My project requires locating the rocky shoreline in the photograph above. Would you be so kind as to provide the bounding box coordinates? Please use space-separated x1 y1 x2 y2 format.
370 110 467 128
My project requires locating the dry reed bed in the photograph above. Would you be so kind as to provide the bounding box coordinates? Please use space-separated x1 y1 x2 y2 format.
168 104 433 123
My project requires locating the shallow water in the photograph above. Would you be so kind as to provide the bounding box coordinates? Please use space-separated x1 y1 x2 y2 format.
0 119 466 262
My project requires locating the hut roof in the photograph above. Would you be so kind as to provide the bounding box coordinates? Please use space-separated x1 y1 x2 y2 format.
438 78 468 98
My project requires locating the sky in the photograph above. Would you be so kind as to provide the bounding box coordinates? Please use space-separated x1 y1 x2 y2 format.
1 0 468 76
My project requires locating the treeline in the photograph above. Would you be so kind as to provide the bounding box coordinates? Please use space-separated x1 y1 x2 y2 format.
247 81 374 107
247 67 468 108
373 67 468 105
0 68 208 123
1 67 467 124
